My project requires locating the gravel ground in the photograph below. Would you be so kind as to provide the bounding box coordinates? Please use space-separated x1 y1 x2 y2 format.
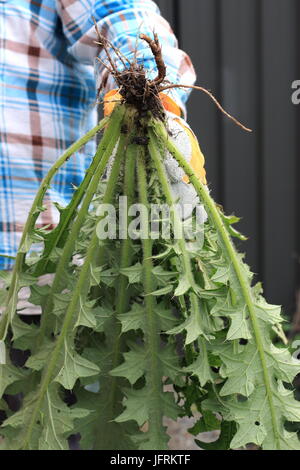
165 417 219 450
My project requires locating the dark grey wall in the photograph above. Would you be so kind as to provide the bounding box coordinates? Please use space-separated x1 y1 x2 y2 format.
156 0 300 314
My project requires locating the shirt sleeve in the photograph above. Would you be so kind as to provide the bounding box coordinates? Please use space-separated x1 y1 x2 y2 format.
56 0 196 114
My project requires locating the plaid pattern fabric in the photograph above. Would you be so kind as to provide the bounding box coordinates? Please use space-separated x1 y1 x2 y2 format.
0 0 196 269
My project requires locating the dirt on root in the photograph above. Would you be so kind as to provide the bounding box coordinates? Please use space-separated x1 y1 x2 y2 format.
94 19 166 120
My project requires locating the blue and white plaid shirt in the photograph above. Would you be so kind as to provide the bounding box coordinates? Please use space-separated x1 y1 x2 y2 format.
0 0 196 269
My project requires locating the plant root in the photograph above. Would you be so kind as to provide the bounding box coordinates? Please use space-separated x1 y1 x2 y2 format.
159 84 252 132
93 18 251 130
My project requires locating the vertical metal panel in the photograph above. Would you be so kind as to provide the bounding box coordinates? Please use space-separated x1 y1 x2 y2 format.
261 0 298 310
220 0 261 274
154 0 299 311
178 0 222 201
297 1 300 306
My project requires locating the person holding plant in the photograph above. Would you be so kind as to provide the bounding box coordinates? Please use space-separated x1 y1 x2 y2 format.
1 1 299 452
0 0 206 271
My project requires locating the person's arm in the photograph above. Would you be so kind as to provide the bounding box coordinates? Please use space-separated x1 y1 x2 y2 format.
56 0 196 115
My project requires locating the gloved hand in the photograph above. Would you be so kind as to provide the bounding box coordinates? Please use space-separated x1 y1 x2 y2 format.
104 90 208 224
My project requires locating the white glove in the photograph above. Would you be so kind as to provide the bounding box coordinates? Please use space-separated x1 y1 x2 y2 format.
103 90 208 224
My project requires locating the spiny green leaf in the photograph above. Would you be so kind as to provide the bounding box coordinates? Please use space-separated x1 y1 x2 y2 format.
226 310 252 341
134 426 170 450
168 314 203 344
89 264 102 286
111 342 182 386
48 247 64 264
184 343 214 387
220 212 247 241
211 291 237 316
155 305 179 331
225 383 300 450
25 340 55 371
189 410 220 435
11 315 39 347
20 231 44 253
0 270 12 287
53 292 72 317
0 364 29 398
254 298 282 325
54 339 100 390
152 266 177 286
73 388 137 450
211 265 230 285
28 284 51 306
94 305 113 332
196 420 236 450
39 385 89 450
211 293 252 340
118 303 144 333
120 263 143 284
215 339 300 398
148 285 173 296
167 295 210 344
100 268 119 287
174 274 192 296
75 298 97 330
119 303 178 334
110 345 146 385
116 387 179 428
0 384 89 450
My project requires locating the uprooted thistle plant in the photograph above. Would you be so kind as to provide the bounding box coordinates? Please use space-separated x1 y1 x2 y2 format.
0 31 299 451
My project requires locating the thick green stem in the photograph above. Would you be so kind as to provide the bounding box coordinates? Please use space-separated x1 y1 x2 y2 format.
115 143 137 314
21 126 127 450
93 142 137 450
151 119 281 449
178 295 196 364
33 125 112 276
148 133 196 291
136 147 164 449
0 118 108 341
148 130 208 377
34 107 125 349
